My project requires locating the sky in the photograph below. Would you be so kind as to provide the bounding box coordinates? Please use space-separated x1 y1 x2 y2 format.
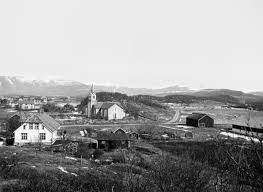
0 0 262 92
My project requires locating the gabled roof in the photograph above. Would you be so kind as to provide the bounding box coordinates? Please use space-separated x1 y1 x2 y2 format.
186 113 211 120
111 128 126 134
93 102 104 109
0 110 16 120
10 111 35 121
100 102 123 109
37 113 61 132
14 112 60 133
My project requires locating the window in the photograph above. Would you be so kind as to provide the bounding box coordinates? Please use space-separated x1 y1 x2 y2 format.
199 123 206 127
42 125 45 130
39 133 46 140
23 125 26 130
21 133 27 140
35 123 39 129
29 123 33 129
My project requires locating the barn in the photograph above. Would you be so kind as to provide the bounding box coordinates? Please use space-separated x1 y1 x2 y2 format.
186 113 214 128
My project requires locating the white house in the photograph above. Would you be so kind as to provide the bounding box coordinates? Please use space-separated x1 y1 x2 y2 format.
14 113 60 145
18 101 36 110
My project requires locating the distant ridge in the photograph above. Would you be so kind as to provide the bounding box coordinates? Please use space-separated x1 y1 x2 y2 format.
0 76 190 96
0 76 262 99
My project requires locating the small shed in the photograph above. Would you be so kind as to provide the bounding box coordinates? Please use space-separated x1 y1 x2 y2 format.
186 113 214 128
96 132 130 151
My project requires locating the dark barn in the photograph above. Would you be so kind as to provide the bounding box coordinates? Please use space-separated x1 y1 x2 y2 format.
186 113 214 128
97 132 130 151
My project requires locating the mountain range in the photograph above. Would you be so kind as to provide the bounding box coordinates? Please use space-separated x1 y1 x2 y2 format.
0 76 262 102
0 76 191 96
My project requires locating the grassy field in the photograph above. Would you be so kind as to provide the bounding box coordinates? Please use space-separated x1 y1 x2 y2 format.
174 106 263 127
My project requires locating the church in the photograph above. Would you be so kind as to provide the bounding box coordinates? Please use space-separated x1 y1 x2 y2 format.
86 85 126 120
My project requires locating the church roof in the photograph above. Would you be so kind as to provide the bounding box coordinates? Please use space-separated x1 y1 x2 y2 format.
101 102 123 109
93 102 123 110
93 102 104 109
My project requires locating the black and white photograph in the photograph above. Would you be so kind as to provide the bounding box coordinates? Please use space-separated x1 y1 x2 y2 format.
0 0 263 191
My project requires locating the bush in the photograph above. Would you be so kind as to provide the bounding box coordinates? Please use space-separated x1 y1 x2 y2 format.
74 143 94 159
93 149 104 159
111 152 126 163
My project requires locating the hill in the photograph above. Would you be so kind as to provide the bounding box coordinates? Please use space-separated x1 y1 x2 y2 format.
79 91 263 117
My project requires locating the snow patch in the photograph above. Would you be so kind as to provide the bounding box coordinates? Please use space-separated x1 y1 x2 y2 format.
220 132 259 143
58 166 69 174
71 173 78 177
65 156 78 161
58 166 78 177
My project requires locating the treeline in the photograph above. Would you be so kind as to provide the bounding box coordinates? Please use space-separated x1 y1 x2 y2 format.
78 91 263 114
79 92 242 109
43 103 75 113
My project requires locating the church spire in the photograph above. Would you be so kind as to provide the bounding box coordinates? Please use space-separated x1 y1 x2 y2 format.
91 83 95 93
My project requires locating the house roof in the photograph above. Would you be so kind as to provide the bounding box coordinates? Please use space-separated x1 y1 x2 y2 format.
0 110 16 120
186 113 211 120
96 132 130 141
18 101 35 105
11 112 35 121
37 113 61 132
111 128 126 133
14 112 60 133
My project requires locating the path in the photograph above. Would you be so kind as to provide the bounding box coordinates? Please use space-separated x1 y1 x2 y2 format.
164 110 181 124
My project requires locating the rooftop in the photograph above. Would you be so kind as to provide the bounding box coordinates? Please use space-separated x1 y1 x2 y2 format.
186 113 210 120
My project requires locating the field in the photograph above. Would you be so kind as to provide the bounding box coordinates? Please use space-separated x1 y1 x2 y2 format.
173 106 263 127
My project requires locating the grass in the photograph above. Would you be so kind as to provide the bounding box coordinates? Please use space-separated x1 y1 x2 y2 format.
176 107 263 127
1 136 263 191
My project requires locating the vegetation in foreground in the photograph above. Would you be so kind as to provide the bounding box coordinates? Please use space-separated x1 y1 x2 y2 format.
1 139 263 192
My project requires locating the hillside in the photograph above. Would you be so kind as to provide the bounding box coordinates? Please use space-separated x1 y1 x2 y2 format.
79 91 263 118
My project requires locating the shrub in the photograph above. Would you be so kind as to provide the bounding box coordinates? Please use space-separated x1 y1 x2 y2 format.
93 149 104 159
74 143 94 159
111 152 126 163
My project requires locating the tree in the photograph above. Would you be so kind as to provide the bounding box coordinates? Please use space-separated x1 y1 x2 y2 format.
62 104 75 113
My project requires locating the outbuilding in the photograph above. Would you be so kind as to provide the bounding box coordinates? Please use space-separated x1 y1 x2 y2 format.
186 113 214 128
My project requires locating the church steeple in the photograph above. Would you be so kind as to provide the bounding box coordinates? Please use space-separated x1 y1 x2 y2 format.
86 83 97 118
89 83 96 101
91 83 95 94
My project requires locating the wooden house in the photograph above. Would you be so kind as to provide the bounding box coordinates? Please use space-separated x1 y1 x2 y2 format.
186 113 214 128
14 112 60 145
96 132 130 150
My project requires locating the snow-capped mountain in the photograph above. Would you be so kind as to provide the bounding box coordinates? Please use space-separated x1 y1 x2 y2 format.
0 76 191 96
0 76 88 96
